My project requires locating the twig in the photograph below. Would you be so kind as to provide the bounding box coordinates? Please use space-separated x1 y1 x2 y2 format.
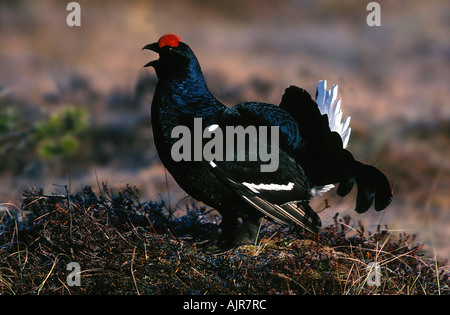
37 255 59 295
65 184 73 248
131 246 140 295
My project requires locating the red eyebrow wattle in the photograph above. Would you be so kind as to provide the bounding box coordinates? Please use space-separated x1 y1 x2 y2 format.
158 34 181 48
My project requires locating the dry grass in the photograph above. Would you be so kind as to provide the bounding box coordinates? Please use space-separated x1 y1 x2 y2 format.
0 185 447 295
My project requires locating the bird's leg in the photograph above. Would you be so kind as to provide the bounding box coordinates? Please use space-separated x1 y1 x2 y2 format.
234 216 263 245
210 213 240 246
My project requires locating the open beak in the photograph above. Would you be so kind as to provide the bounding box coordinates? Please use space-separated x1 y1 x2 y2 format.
142 42 160 68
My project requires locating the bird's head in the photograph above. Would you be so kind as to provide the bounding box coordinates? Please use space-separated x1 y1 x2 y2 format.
143 34 200 80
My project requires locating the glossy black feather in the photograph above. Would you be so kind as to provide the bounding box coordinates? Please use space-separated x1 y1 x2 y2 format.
209 160 321 233
278 85 392 213
144 36 392 245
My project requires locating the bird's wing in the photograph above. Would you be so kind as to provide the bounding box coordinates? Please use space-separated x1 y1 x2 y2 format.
219 102 305 152
208 159 321 233
204 106 321 233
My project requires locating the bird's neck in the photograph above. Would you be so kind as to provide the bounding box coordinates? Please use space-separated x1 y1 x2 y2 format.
150 68 225 165
154 70 224 117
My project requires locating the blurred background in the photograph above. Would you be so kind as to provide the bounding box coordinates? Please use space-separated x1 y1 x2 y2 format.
0 0 448 261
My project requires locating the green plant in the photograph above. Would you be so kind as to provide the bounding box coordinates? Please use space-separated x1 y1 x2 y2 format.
0 107 20 134
34 106 88 159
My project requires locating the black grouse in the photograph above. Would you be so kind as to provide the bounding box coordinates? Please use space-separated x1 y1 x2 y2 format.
143 34 392 245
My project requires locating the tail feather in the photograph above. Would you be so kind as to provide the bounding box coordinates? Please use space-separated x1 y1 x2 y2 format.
353 161 393 213
279 85 327 140
336 175 355 197
315 80 351 149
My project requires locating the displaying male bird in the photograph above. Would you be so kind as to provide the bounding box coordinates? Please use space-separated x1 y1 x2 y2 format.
143 34 392 245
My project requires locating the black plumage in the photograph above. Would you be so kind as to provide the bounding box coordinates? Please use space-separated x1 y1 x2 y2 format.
143 34 392 245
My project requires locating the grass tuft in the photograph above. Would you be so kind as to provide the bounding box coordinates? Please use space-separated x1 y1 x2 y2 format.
0 185 448 295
